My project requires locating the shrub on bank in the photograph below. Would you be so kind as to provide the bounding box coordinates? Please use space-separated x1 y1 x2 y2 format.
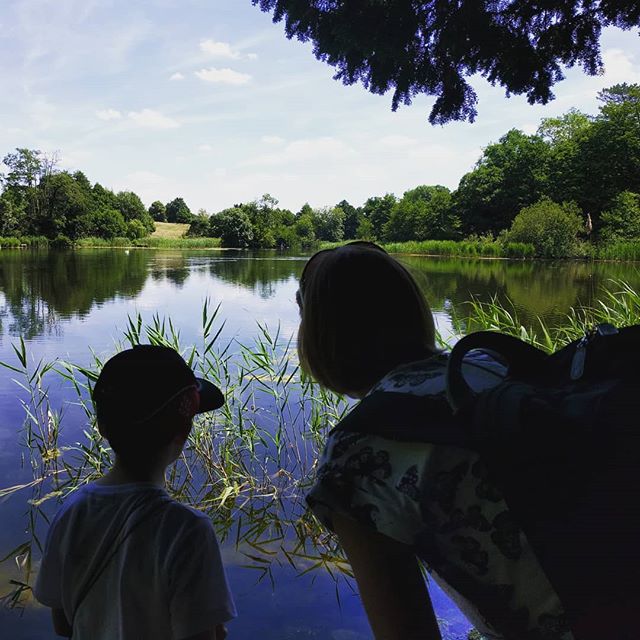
0 236 22 248
51 234 73 249
597 241 640 261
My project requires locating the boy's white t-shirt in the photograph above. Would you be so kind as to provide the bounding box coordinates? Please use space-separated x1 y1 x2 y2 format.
34 482 237 640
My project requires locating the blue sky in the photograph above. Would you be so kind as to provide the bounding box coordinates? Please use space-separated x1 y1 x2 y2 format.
1 0 639 213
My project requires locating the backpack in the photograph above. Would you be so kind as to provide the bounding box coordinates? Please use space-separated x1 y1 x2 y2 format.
334 324 640 640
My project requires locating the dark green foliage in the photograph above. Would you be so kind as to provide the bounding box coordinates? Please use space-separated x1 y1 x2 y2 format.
1 82 639 253
503 198 583 258
165 197 193 224
0 148 154 242
361 194 396 240
252 1 639 124
210 207 254 247
455 130 550 235
599 192 640 243
312 206 345 242
84 209 127 240
50 234 73 250
126 219 147 240
149 200 167 222
336 199 361 239
116 191 155 234
187 210 211 237
384 185 458 241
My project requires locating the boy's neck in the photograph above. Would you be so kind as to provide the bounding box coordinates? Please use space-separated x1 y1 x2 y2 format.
97 458 166 487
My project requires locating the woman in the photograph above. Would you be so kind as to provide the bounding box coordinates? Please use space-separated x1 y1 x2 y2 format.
299 242 571 640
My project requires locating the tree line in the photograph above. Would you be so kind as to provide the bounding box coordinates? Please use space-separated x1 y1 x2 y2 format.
1 83 638 257
0 151 198 244
190 83 640 257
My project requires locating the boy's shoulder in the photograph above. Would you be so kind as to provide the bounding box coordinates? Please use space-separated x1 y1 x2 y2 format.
52 482 213 534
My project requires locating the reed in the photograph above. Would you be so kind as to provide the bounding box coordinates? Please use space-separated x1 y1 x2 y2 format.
3 281 640 613
320 239 535 258
0 302 351 608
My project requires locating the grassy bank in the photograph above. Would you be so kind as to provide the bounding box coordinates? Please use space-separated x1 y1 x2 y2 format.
151 222 191 238
320 238 640 261
319 239 536 258
74 236 222 248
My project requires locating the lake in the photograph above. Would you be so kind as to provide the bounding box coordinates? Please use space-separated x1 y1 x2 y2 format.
1 248 639 640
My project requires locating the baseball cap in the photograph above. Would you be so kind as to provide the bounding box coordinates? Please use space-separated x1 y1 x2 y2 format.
93 344 224 425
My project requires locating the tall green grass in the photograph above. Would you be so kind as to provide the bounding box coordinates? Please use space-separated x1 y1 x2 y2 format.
320 239 535 258
75 236 222 249
0 304 350 606
596 241 640 261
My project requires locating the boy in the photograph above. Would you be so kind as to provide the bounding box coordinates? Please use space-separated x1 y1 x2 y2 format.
34 344 237 639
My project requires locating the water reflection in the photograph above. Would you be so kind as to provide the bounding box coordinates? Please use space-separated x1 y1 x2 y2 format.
2 250 640 343
0 250 148 339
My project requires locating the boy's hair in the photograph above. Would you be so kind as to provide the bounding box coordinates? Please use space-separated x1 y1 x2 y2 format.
297 242 437 395
93 345 224 472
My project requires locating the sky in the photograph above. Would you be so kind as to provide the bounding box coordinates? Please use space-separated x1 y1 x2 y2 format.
1 0 639 214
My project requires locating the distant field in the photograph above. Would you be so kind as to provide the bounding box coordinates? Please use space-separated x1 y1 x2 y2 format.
152 222 190 239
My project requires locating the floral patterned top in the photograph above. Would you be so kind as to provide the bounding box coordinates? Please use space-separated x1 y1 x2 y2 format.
307 353 573 640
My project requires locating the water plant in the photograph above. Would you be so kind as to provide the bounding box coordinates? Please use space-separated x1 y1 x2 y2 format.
3 281 640 627
0 300 352 609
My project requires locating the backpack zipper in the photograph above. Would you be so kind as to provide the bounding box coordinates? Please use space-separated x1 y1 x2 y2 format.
570 323 618 380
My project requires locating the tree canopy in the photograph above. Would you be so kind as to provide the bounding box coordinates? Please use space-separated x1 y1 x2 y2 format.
252 0 640 123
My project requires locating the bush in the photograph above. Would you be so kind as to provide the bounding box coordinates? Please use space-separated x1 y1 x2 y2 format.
85 209 128 239
0 236 21 248
210 208 253 247
51 234 73 249
502 198 583 258
126 219 147 240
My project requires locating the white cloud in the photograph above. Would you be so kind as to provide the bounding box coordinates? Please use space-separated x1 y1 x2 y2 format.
198 143 213 152
245 137 356 167
261 135 285 145
170 72 185 81
195 67 251 85
247 53 258 60
199 39 241 59
127 109 180 129
601 48 640 84
96 108 122 120
379 135 416 148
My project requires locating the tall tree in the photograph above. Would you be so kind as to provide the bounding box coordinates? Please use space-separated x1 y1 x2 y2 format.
385 185 457 241
149 200 167 222
252 1 640 124
361 194 397 240
165 197 193 224
336 199 361 239
117 191 155 233
455 130 549 234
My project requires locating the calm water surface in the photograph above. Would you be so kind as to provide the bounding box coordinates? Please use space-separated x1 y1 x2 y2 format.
1 249 640 639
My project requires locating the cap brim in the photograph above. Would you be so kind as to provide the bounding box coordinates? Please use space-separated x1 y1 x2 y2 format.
195 378 225 412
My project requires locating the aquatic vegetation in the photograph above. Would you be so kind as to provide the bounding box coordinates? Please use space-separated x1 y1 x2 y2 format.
0 301 351 609
3 282 640 615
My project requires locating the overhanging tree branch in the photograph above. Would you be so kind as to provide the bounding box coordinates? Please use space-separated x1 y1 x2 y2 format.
252 0 640 124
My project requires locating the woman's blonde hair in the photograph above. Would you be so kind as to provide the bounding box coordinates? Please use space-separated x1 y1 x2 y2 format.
297 242 436 395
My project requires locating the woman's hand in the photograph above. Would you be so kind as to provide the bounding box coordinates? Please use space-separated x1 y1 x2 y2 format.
332 512 442 640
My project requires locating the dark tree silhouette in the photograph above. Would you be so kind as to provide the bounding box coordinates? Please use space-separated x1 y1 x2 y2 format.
252 0 640 124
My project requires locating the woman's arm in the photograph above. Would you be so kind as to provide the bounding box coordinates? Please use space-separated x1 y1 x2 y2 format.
332 511 442 640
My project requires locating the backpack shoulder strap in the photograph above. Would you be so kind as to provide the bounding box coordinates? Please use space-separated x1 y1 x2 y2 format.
334 390 473 449
447 331 547 411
